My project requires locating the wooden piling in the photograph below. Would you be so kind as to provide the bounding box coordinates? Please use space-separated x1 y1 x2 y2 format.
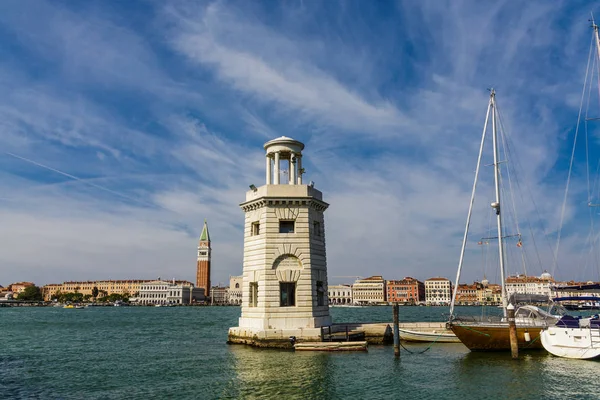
393 302 400 358
507 303 518 359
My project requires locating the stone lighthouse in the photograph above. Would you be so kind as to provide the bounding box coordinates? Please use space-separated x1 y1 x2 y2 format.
228 136 331 347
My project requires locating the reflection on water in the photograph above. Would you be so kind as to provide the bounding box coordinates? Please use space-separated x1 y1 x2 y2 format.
3 306 600 399
225 346 334 399
453 350 600 399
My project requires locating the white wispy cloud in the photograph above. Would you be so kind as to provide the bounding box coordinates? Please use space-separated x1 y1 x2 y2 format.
166 2 411 138
0 0 597 289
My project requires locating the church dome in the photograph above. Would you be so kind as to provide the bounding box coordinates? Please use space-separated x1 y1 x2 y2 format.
540 270 552 280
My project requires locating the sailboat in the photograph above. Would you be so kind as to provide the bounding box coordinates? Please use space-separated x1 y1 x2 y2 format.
541 20 600 360
447 90 558 351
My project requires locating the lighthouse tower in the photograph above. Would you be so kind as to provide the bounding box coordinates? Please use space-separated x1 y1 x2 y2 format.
229 136 331 347
196 220 211 298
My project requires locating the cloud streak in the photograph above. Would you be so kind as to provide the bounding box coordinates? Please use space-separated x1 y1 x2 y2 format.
0 0 598 289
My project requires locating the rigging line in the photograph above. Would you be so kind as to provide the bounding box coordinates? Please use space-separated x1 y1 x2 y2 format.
525 220 544 273
494 111 551 275
588 205 600 280
585 47 596 203
495 103 528 277
450 94 492 317
592 157 600 206
579 218 597 279
513 160 558 273
483 204 494 280
4 152 168 212
596 28 600 118
592 158 600 281
587 49 600 281
553 31 596 277
496 106 545 276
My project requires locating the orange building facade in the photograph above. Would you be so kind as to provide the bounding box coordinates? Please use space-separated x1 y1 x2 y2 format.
386 277 425 304
455 282 481 305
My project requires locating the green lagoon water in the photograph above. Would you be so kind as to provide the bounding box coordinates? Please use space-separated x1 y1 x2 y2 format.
2 305 600 399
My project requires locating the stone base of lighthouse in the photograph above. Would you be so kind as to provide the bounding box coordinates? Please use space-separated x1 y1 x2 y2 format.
228 327 325 349
229 312 332 348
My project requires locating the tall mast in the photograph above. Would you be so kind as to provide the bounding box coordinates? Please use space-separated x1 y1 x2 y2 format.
491 90 509 317
449 93 492 317
593 17 600 65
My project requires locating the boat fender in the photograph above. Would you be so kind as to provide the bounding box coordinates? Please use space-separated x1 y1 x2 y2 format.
524 331 531 342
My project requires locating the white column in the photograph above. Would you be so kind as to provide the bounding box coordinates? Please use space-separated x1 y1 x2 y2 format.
297 156 302 185
289 153 296 185
274 152 280 184
266 154 272 185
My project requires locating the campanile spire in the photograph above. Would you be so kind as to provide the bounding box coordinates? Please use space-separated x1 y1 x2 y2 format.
196 219 211 298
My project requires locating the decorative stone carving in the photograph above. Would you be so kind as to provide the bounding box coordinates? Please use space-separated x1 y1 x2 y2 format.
274 254 302 282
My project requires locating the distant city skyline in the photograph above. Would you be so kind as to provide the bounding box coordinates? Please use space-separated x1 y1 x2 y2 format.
1 1 599 286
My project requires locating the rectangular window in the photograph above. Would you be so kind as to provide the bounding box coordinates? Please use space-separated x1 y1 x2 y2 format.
249 282 258 307
313 221 321 236
280 282 296 307
316 281 325 306
252 222 260 236
279 220 295 233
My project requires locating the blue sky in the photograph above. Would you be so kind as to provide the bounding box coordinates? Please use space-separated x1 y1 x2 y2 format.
0 0 598 287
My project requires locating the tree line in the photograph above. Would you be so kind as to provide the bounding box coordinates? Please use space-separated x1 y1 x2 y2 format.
14 285 132 303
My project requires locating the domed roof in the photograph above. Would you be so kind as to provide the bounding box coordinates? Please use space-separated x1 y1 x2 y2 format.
481 277 489 286
263 136 305 151
540 270 552 280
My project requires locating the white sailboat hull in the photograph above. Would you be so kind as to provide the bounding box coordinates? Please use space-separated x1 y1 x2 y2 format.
399 328 460 343
541 326 600 360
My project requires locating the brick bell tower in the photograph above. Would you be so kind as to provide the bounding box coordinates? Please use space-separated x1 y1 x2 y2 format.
196 219 211 298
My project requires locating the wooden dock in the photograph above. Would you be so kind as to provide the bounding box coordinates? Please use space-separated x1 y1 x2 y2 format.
329 322 457 344
294 341 368 351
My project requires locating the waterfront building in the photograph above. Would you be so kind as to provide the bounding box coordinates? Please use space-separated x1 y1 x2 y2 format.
228 276 243 305
328 284 352 304
473 277 500 305
454 282 481 305
41 284 63 301
196 220 212 298
425 277 452 305
352 276 386 305
211 286 229 305
386 277 424 304
229 136 331 346
138 279 204 305
476 282 502 305
41 279 190 301
0 286 13 300
9 281 34 294
505 271 554 298
550 281 600 309
552 281 600 298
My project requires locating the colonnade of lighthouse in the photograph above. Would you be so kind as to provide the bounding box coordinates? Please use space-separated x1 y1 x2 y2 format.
265 150 303 185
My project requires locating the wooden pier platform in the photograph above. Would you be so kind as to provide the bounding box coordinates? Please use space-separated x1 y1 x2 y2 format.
330 322 457 344
294 341 368 351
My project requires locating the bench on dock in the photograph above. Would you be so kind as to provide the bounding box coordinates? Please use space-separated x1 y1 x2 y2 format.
320 325 365 342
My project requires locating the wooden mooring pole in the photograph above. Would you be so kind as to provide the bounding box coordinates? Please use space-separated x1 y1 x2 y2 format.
393 302 400 358
507 303 519 359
